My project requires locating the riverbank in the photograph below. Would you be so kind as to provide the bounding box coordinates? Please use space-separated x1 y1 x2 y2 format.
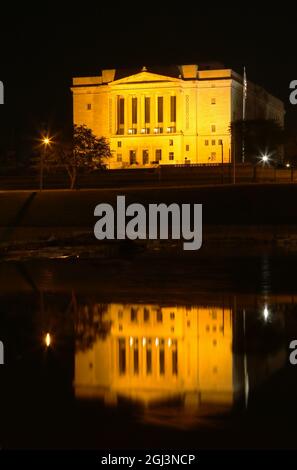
1 184 297 257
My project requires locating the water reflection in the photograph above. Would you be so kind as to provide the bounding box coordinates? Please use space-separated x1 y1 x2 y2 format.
74 302 286 426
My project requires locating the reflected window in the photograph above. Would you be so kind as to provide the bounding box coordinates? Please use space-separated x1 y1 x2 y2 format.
144 307 150 322
133 338 139 375
211 310 217 320
118 338 126 375
131 307 138 322
156 310 163 323
146 345 152 375
172 341 178 375
159 343 165 375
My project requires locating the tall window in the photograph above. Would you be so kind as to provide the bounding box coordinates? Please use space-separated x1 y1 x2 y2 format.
155 149 162 162
117 97 125 134
142 149 149 165
132 97 137 125
157 96 163 123
129 150 137 165
145 97 150 124
170 96 176 122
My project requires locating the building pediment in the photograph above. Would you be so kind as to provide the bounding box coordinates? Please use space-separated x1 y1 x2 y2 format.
109 71 182 86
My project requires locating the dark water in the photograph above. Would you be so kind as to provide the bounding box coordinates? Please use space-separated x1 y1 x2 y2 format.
0 256 297 449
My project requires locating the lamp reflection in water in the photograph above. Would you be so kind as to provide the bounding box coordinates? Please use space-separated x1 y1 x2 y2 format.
44 332 52 348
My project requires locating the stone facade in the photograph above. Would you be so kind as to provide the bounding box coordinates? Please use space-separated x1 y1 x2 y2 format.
72 65 284 168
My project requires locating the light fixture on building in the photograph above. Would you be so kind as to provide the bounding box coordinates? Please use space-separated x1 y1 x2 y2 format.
142 337 146 346
168 338 172 347
154 127 160 134
286 163 290 168
155 338 159 347
129 336 133 346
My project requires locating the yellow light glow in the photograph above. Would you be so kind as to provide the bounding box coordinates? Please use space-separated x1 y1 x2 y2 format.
142 337 146 346
155 338 159 347
45 333 52 347
129 336 133 347
168 338 172 347
42 137 51 146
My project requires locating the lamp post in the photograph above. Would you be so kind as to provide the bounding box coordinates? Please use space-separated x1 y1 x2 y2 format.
40 136 51 191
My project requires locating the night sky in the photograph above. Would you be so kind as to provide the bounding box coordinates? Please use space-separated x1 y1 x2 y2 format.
0 6 296 157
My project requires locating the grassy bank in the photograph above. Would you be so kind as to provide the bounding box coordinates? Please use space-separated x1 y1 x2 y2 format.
0 183 297 250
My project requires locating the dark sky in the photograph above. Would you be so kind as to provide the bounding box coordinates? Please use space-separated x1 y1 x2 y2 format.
0 6 297 154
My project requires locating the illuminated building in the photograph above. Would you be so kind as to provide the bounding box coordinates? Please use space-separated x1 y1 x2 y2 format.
74 304 234 409
72 64 284 168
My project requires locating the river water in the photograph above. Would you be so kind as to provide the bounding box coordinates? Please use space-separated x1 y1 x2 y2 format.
0 254 296 449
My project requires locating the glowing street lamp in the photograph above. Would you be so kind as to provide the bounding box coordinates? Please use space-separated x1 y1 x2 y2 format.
40 135 52 191
43 137 51 146
261 154 269 163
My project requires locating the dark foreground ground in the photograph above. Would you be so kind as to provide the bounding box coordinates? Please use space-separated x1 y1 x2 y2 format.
1 184 297 247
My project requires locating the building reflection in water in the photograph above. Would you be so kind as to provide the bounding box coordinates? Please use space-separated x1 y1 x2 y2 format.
75 304 236 415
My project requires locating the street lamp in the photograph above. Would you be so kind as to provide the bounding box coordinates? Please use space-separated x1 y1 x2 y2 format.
40 135 52 191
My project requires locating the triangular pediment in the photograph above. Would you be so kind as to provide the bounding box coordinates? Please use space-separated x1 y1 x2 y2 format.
109 71 182 86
